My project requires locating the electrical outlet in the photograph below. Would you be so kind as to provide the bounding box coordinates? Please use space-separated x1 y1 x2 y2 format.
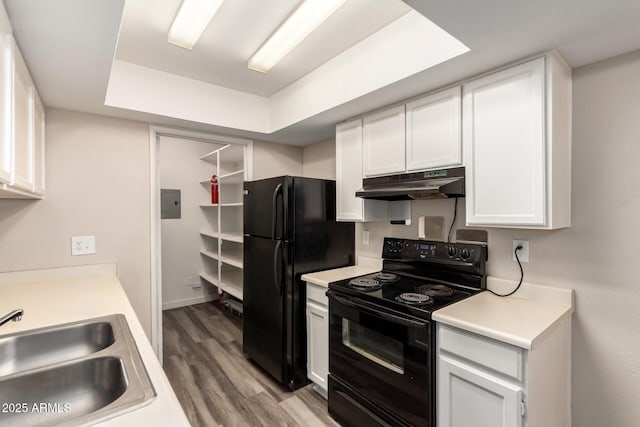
513 240 529 262
362 230 370 245
71 236 96 256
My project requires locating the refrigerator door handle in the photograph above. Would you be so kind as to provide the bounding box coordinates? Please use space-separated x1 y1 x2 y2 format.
273 240 283 295
271 183 283 239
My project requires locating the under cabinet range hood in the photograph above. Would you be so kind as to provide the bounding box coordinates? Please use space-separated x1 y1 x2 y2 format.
356 167 465 201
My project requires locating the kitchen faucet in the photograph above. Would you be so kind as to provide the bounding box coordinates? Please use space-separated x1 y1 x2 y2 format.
0 309 24 328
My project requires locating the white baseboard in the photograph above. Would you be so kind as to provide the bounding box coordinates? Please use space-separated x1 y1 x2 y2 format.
162 294 217 310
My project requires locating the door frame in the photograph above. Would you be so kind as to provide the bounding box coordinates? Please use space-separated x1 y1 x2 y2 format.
149 125 253 362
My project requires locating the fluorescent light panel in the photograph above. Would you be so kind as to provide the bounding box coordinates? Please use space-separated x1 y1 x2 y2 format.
168 0 224 50
248 0 347 73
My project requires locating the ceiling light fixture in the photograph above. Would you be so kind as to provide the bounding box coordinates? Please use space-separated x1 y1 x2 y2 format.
168 0 224 50
248 0 347 73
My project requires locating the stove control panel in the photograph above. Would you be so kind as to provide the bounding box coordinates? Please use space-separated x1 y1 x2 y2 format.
383 237 487 267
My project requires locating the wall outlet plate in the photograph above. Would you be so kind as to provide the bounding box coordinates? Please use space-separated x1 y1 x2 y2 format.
362 230 370 245
71 236 96 256
513 240 529 262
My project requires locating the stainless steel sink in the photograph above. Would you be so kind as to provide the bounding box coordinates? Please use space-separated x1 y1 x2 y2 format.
0 314 156 426
0 320 115 376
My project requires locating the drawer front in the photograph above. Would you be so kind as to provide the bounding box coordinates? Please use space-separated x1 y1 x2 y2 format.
306 282 328 306
438 324 524 382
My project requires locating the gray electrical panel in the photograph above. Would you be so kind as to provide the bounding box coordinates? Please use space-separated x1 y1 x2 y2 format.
161 189 181 219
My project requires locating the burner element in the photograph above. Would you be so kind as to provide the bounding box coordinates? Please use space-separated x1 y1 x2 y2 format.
396 293 432 305
417 284 454 297
349 278 381 291
372 272 399 282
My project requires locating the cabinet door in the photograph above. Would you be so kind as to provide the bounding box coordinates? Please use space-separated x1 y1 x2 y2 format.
406 86 462 171
0 34 12 183
438 355 523 427
463 57 546 226
306 300 329 392
32 90 45 195
336 120 390 222
11 41 34 192
362 105 405 177
336 119 364 221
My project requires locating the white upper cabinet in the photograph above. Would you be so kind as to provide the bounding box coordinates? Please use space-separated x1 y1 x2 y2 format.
362 105 406 177
0 33 45 199
0 34 11 183
336 119 400 222
336 119 365 221
463 54 571 229
12 41 34 192
406 86 462 172
32 91 45 195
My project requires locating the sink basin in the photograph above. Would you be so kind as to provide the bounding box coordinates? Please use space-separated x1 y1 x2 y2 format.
0 357 127 427
0 321 115 376
0 314 156 426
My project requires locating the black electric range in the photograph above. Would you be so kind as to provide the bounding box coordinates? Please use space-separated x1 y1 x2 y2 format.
327 237 488 427
329 237 487 320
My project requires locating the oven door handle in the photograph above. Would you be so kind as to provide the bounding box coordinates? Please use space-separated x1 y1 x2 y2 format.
330 293 428 329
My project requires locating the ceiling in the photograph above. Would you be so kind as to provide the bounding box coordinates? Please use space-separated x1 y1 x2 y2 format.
4 0 640 145
116 0 411 97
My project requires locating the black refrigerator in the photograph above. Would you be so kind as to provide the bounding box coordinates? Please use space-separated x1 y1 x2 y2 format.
243 176 355 390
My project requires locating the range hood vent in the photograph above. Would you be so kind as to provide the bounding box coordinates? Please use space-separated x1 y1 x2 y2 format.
356 167 465 201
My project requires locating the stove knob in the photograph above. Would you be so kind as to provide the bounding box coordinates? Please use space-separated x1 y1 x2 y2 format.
460 248 471 260
447 246 457 257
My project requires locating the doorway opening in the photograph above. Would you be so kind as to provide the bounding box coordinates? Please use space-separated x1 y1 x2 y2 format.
149 126 252 361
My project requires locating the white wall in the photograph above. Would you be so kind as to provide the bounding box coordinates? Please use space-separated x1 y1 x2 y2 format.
252 140 302 179
302 138 335 180
158 136 222 309
302 49 640 427
0 109 153 337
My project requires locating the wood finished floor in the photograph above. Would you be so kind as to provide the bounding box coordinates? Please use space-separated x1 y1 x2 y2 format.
162 303 339 427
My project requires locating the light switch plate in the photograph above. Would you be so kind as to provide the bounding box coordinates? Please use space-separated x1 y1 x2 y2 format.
362 230 370 245
71 236 96 256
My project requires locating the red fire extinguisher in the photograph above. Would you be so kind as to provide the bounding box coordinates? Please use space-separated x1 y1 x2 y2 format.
210 175 219 205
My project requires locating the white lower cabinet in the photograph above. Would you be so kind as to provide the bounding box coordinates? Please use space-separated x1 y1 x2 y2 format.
437 322 571 427
439 355 524 427
305 282 329 396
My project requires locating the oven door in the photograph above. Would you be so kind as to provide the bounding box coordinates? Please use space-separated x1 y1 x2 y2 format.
328 291 433 426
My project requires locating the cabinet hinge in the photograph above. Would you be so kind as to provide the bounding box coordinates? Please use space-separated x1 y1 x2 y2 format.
520 399 527 418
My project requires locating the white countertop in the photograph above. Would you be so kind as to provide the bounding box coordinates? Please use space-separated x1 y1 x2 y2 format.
0 274 189 426
301 265 381 288
433 277 574 350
